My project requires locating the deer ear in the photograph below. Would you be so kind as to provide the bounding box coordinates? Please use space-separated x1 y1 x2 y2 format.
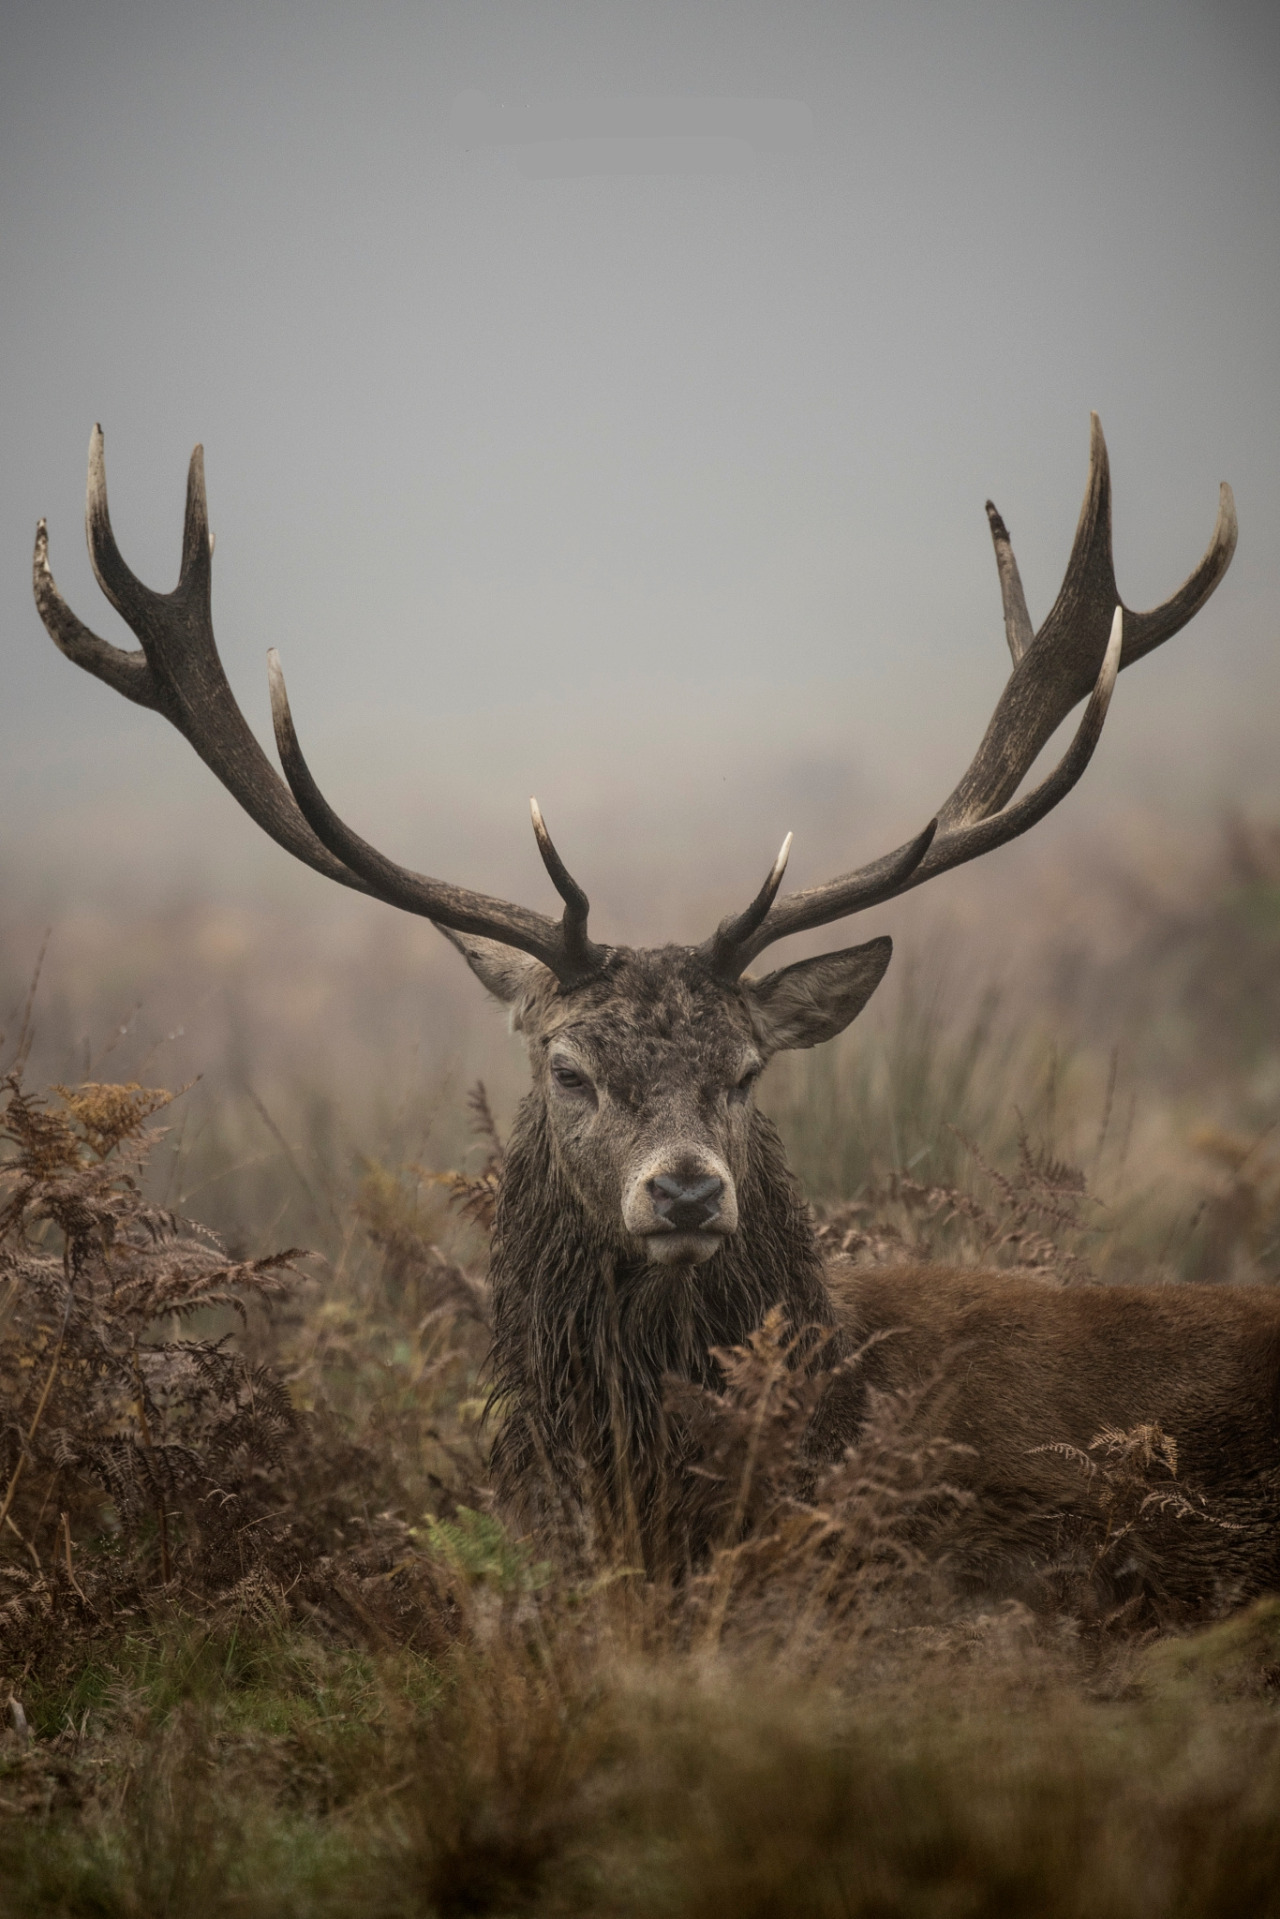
439 928 553 1011
745 936 892 1053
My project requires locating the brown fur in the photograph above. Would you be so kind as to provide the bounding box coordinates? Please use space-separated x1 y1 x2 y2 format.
829 1264 1280 1613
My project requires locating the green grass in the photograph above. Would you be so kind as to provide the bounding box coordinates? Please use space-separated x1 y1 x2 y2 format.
7 1600 1280 1917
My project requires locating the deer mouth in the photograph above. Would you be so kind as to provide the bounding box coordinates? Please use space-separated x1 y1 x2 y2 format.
638 1227 730 1267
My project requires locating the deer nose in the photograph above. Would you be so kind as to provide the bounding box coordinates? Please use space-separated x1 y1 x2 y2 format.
648 1171 724 1233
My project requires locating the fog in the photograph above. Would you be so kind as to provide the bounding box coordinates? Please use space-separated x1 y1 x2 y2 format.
2 0 1278 946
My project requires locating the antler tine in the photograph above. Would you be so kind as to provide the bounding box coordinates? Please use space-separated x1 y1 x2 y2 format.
35 429 371 892
705 833 792 978
899 604 1122 883
92 424 211 607
529 800 606 976
267 653 601 982
705 833 792 980
940 414 1235 831
713 415 1234 971
1120 479 1237 666
33 515 153 706
179 441 215 592
85 424 156 625
984 502 1034 665
83 423 213 622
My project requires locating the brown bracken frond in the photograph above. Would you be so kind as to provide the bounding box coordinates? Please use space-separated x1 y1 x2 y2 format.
663 1309 971 1657
439 1080 507 1233
53 1081 178 1159
815 1120 1099 1282
0 1076 311 1643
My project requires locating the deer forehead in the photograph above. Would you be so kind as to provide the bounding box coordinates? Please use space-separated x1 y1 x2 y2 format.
536 950 756 1088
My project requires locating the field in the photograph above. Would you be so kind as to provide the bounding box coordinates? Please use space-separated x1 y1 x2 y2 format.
3 815 1280 1917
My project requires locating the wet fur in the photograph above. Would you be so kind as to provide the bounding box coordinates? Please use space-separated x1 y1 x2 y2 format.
489 1095 833 1550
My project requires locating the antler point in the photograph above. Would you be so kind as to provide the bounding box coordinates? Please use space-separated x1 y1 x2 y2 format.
266 649 289 719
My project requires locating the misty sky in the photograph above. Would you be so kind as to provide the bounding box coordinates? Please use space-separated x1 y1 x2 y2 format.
2 0 1278 943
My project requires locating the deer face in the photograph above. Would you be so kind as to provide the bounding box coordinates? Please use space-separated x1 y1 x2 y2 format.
451 935 893 1265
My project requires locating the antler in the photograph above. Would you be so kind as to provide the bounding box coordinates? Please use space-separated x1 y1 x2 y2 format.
267 651 605 981
33 428 368 890
708 414 1236 977
33 427 604 987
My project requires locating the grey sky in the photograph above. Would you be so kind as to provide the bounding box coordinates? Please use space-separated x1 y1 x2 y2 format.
2 0 1277 940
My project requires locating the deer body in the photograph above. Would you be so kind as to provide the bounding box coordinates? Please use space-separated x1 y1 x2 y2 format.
839 1264 1280 1612
32 417 1256 1609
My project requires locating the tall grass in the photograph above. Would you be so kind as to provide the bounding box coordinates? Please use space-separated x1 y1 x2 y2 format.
4 819 1280 1913
766 957 1031 1197
2 1058 1280 1915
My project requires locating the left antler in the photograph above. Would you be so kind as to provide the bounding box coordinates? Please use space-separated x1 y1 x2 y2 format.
33 426 606 987
706 414 1236 977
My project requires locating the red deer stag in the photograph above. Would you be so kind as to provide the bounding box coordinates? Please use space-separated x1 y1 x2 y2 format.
35 420 1269 1610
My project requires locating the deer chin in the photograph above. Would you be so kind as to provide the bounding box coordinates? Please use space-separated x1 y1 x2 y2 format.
637 1230 726 1268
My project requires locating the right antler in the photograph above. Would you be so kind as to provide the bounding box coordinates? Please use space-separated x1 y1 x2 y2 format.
707 414 1236 976
33 428 606 986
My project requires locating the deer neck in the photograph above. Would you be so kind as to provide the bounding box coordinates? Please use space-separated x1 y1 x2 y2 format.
487 1094 834 1508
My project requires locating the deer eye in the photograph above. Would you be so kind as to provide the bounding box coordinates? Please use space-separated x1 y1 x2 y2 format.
731 1064 761 1101
551 1059 591 1094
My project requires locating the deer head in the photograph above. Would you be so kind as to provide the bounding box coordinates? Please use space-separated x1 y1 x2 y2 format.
32 419 1236 1271
447 935 894 1266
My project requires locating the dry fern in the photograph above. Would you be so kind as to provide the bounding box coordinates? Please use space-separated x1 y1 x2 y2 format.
436 1081 506 1234
662 1309 972 1655
815 1119 1099 1282
0 1077 305 1636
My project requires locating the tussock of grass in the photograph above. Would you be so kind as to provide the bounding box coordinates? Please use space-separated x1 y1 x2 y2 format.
6 1613 1280 1916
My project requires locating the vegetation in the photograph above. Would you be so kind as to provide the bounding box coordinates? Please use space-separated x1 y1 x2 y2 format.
3 817 1280 1914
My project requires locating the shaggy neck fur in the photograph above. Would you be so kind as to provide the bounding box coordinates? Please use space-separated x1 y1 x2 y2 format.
488 1092 835 1552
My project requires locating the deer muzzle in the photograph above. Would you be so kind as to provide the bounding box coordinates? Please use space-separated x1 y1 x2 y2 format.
623 1153 738 1265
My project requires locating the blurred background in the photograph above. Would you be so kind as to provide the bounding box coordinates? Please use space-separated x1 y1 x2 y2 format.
2 0 1278 1269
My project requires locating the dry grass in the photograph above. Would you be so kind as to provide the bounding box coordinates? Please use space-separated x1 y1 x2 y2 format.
0 1076 1279 1916
2 816 1280 1913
